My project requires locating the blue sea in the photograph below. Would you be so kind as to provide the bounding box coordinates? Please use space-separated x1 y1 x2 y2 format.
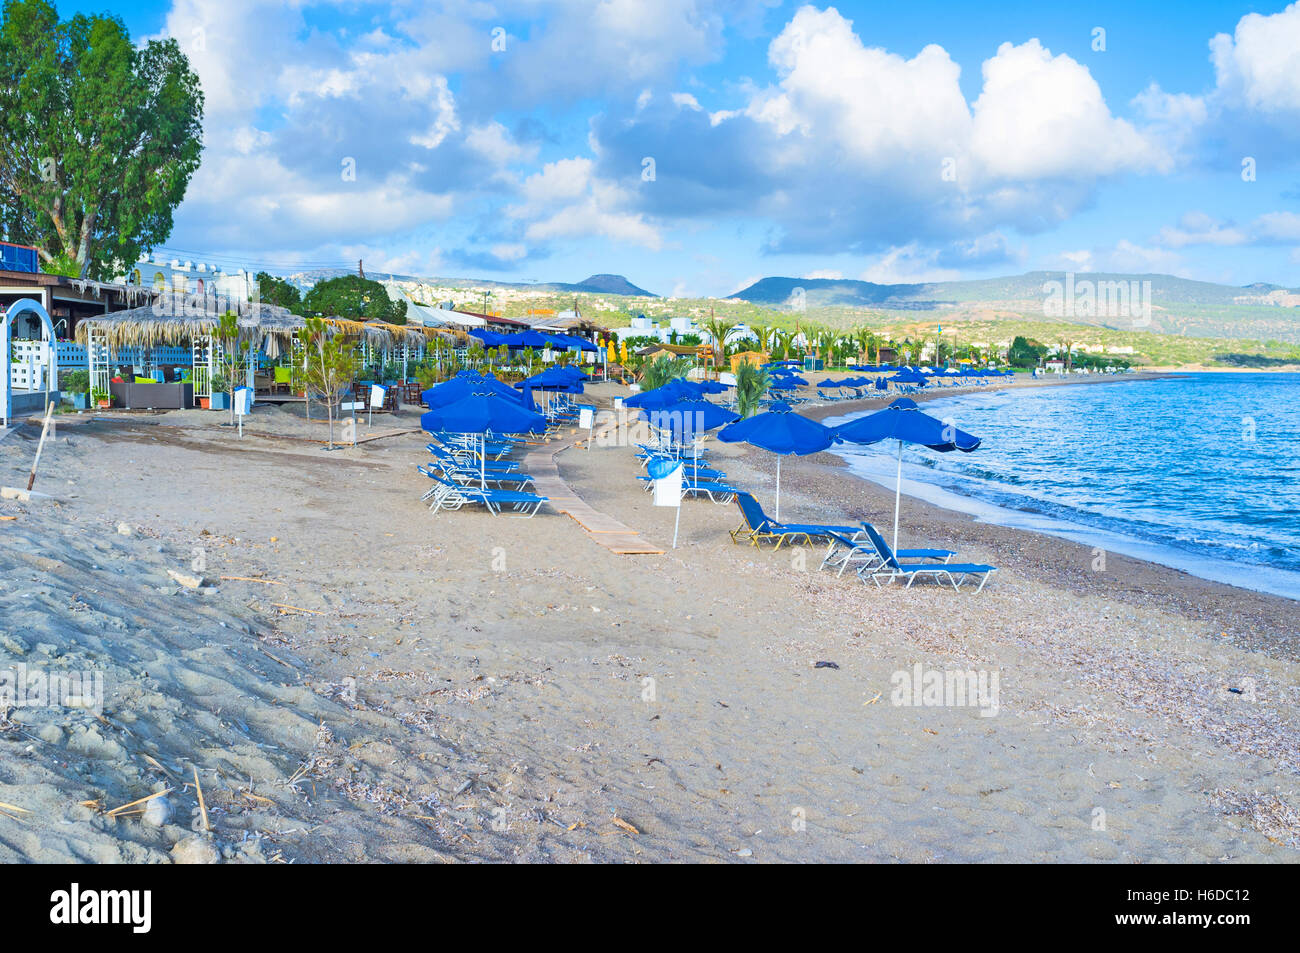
825 373 1300 600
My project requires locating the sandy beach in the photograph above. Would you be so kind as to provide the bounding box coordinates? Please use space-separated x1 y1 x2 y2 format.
1 372 1297 863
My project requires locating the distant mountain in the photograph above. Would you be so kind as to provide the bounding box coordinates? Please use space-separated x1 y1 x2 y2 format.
286 269 656 297
729 276 941 309
728 272 1299 310
729 271 1300 344
564 274 655 296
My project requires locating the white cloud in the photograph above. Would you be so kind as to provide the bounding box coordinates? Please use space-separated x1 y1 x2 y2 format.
1154 210 1300 248
465 122 539 166
860 244 959 284
490 243 528 262
509 158 662 250
1210 2 1300 113
750 7 969 165
970 40 1167 180
1253 211 1300 242
1156 211 1248 248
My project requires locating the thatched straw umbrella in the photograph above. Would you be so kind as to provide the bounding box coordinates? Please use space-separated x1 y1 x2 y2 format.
75 292 308 358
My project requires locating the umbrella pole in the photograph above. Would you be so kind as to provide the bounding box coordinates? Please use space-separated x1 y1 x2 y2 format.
776 456 782 522
893 439 902 553
481 433 487 489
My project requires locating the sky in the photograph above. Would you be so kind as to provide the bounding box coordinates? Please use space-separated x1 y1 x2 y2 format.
66 0 1300 296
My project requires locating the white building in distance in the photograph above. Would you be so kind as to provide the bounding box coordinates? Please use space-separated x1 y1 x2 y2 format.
119 255 254 302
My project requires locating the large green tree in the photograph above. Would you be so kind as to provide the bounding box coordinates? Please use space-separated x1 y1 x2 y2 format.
0 0 203 279
302 275 407 324
256 271 303 312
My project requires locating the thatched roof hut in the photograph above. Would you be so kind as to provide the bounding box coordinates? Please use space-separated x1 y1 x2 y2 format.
76 292 461 357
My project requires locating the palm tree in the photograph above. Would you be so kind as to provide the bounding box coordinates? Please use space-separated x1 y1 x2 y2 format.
747 322 776 354
853 328 877 364
640 355 692 389
816 328 838 365
702 317 737 375
771 329 793 361
734 361 771 418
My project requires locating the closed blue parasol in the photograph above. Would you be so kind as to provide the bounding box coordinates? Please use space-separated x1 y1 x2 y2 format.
832 397 981 550
717 401 837 520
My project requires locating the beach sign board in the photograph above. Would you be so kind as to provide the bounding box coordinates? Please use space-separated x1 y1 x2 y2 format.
648 458 683 507
369 384 386 408
233 386 253 437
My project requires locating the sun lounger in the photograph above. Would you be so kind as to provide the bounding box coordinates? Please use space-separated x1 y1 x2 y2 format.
857 524 995 591
728 491 857 550
819 527 955 577
677 478 737 504
420 471 548 517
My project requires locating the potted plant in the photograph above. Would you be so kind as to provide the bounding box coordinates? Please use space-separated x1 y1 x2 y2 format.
208 374 230 410
91 387 111 409
63 370 91 409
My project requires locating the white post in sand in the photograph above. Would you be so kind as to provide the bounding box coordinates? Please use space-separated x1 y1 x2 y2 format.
893 439 903 554
26 402 55 491
775 455 782 522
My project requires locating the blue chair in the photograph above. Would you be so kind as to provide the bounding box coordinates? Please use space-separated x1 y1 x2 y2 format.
729 492 857 550
858 524 995 592
819 528 955 577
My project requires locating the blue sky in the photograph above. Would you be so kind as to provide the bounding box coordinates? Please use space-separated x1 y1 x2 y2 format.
78 1 1300 295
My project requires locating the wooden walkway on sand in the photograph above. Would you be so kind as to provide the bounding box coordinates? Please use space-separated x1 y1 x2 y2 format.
524 428 664 555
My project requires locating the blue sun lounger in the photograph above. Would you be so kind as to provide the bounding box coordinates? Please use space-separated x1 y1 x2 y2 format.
858 524 996 591
819 527 955 577
420 471 548 517
729 492 857 550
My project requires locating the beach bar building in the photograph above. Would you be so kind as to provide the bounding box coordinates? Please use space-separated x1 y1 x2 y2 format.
73 292 453 409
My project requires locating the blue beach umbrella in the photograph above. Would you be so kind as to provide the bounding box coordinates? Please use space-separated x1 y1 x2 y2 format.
643 397 739 445
469 328 511 347
503 330 552 349
422 372 525 410
833 397 981 551
624 378 702 409
717 402 837 520
515 366 584 413
421 392 547 487
515 366 585 391
889 368 928 385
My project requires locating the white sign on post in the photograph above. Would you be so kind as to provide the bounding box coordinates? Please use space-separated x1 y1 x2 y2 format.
652 463 682 507
579 405 595 452
649 459 684 548
369 384 386 408
233 386 253 437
